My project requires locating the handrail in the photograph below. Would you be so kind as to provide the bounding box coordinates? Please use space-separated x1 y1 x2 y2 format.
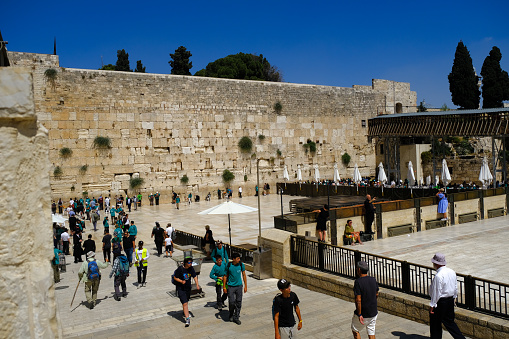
290 235 509 319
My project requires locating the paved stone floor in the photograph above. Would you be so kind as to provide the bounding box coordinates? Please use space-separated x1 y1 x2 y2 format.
54 193 502 338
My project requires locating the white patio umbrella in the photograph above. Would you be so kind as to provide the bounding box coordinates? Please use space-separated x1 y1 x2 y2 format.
479 156 493 187
297 165 302 182
377 162 387 185
426 175 431 187
314 164 320 182
407 161 416 186
435 175 440 187
333 163 340 183
283 165 290 188
420 177 424 187
297 165 302 190
441 159 452 187
198 201 258 251
52 214 66 224
353 163 362 192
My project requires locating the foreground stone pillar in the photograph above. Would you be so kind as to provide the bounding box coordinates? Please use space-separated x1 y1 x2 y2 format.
0 67 60 338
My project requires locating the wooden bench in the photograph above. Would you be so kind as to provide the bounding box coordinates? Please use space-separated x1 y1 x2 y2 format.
425 219 447 230
458 212 478 224
388 224 414 237
488 208 505 219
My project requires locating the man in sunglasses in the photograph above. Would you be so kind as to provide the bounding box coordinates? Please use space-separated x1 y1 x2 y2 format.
173 256 200 327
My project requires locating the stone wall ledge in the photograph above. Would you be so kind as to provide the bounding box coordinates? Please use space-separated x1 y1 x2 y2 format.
281 264 509 339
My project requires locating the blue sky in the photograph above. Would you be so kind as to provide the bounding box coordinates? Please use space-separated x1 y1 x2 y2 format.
3 0 508 109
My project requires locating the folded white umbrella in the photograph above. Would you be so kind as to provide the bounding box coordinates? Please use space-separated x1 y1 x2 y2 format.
333 163 340 183
297 165 302 182
479 156 493 187
283 165 290 188
435 175 440 186
353 164 362 184
314 164 320 182
198 201 258 250
426 175 431 186
441 159 451 187
377 162 387 185
407 161 416 186
420 177 424 186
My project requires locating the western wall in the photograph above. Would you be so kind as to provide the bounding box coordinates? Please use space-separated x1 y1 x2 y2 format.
7 51 417 202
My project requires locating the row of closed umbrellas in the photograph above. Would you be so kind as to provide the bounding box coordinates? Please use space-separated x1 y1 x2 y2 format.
281 158 494 188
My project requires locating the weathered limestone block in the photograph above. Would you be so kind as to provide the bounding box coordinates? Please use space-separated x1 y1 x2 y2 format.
0 67 59 337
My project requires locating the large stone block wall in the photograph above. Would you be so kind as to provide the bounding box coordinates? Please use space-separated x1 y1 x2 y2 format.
8 51 416 201
0 67 60 338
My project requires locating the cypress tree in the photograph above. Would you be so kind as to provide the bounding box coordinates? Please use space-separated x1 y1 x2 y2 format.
448 41 480 109
481 46 509 108
116 49 131 72
134 60 146 73
169 46 192 75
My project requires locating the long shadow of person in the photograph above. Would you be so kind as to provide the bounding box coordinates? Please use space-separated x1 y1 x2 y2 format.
392 331 429 339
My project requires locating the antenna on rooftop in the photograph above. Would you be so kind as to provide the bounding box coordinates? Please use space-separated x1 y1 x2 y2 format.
0 29 10 67
54 37 57 55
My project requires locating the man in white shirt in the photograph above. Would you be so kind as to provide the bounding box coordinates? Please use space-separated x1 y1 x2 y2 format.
61 229 70 255
429 253 465 339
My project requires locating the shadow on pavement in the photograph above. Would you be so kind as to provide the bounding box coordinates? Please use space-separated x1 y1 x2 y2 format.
167 310 194 323
392 331 429 338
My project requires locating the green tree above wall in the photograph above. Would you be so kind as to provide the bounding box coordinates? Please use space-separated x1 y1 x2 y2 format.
116 49 131 72
448 41 480 109
195 53 282 82
481 46 509 108
134 60 146 73
169 46 193 75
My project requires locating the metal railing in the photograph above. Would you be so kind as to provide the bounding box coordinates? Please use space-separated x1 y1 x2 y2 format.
173 229 254 264
290 235 509 319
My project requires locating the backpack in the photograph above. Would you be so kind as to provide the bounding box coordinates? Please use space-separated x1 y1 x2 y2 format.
87 260 100 280
272 293 282 320
117 256 129 277
171 266 181 286
113 228 122 243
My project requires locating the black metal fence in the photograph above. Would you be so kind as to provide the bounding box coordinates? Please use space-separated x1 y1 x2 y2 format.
290 235 509 319
173 229 254 264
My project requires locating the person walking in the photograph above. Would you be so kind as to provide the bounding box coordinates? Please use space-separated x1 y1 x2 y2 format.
102 229 112 263
128 220 137 240
351 260 379 339
273 279 302 339
134 240 149 287
364 195 376 234
52 247 63 283
61 228 70 255
176 195 180 209
151 222 165 256
123 230 135 266
429 253 465 339
211 240 228 264
313 204 329 242
109 252 129 301
83 234 96 254
73 230 84 263
173 256 200 327
223 252 247 325
238 186 242 198
210 255 228 310
155 192 160 205
77 251 109 309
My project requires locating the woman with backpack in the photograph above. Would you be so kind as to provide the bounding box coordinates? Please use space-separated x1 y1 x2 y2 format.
109 253 129 301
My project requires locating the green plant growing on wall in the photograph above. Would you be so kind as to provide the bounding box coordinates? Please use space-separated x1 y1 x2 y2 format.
59 147 73 159
258 134 265 141
222 169 235 186
53 166 63 178
82 191 88 197
251 153 256 159
270 157 275 165
79 165 88 175
71 185 75 192
44 68 57 89
274 101 282 114
130 177 145 191
238 136 253 153
93 136 112 149
303 139 316 154
180 174 189 185
342 152 351 166
244 174 248 182
277 149 282 157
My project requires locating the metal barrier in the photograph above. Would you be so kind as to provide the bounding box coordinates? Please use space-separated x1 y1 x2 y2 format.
290 235 509 319
173 230 254 265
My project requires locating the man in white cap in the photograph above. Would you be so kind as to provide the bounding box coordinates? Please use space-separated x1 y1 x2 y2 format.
78 251 109 309
429 253 465 339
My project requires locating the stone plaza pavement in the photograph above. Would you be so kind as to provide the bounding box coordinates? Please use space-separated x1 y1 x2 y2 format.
54 194 492 338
